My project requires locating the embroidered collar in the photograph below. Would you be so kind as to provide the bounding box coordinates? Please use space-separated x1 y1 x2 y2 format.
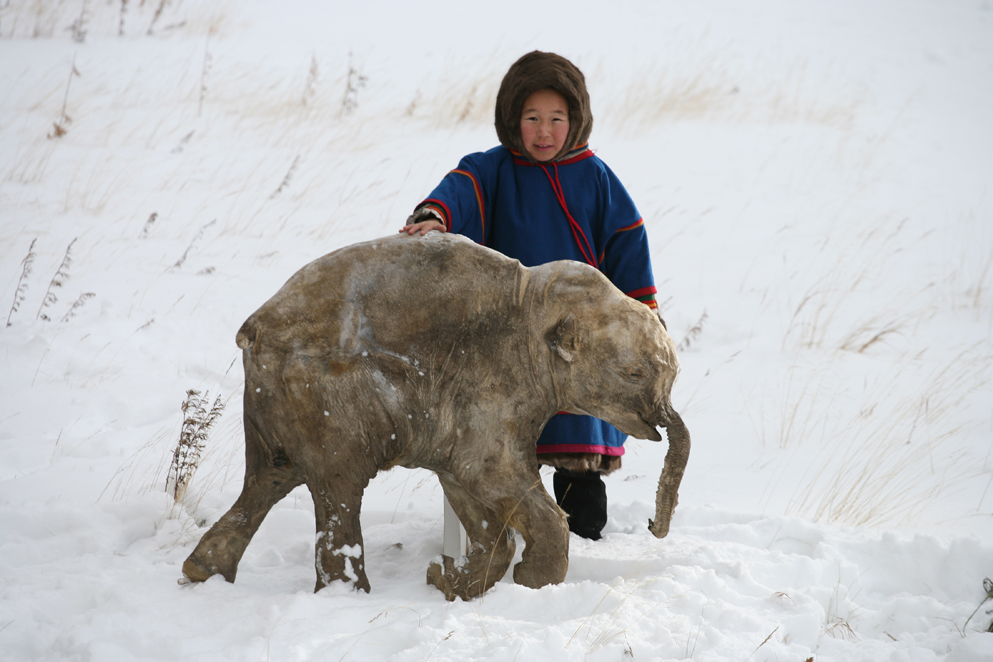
510 144 594 167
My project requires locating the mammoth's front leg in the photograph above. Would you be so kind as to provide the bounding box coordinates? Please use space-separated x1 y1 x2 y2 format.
435 460 570 594
309 477 371 593
426 474 517 601
504 477 570 590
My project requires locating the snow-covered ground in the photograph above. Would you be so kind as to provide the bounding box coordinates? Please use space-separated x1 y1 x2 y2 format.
1 1 992 660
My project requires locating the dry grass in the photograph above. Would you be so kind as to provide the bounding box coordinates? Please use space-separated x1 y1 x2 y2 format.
574 579 666 656
59 291 94 322
196 30 213 118
774 348 991 528
763 358 842 450
47 54 79 140
171 219 216 270
0 0 74 38
779 216 934 354
0 0 226 39
166 389 225 504
596 41 861 131
961 577 993 635
676 310 708 353
399 48 514 128
99 400 244 550
35 237 76 321
100 425 174 503
823 571 863 642
5 238 36 327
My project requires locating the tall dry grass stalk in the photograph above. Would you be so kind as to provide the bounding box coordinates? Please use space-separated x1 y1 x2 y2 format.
971 247 993 310
48 54 80 139
302 54 319 106
139 212 158 238
170 130 194 154
961 577 993 634
100 426 172 502
172 219 215 270
676 310 708 353
339 51 367 117
6 239 37 327
36 238 77 321
166 389 225 504
117 0 127 36
821 573 863 642
269 155 300 199
69 0 88 42
197 30 213 117
60 292 95 322
145 0 168 36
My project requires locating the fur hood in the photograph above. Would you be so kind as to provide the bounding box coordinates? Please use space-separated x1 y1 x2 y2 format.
495 51 593 162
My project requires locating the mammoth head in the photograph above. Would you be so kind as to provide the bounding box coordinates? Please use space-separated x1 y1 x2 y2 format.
542 272 689 540
545 293 678 443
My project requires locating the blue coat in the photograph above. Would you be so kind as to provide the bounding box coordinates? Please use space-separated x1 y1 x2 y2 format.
419 144 657 457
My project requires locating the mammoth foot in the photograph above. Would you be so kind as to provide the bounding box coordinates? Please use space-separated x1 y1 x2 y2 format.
182 551 235 584
512 554 567 590
181 532 249 585
426 555 489 601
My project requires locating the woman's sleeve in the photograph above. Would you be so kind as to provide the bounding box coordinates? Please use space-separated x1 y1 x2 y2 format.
413 157 488 243
598 166 658 311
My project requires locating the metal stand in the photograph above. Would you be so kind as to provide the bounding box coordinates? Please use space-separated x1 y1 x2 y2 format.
443 495 468 557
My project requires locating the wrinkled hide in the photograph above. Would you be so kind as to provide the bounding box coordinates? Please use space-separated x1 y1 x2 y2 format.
182 232 688 600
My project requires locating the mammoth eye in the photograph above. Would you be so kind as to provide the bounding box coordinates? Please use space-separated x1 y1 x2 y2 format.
624 367 647 381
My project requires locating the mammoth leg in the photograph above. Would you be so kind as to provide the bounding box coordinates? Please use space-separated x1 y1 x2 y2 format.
426 475 517 601
310 475 371 593
505 477 570 590
183 417 303 583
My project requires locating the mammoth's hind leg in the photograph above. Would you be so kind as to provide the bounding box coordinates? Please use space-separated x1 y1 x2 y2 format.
182 417 303 584
426 475 517 601
309 475 372 593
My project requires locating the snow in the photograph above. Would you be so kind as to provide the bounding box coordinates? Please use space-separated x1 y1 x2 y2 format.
1 0 991 660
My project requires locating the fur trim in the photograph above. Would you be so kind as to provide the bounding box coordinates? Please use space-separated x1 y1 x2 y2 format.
495 51 593 163
407 206 445 226
538 452 622 476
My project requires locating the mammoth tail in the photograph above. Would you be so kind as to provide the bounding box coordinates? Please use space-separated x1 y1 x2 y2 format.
236 318 259 352
648 406 690 539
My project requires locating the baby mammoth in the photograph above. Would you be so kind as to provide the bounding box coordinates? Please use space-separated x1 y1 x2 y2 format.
181 232 689 600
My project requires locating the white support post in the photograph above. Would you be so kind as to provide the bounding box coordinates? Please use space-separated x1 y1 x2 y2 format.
443 495 468 558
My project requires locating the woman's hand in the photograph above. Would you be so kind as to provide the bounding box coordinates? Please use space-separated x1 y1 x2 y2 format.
400 220 446 235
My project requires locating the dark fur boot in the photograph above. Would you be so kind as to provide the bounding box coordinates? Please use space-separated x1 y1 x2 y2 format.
553 469 607 540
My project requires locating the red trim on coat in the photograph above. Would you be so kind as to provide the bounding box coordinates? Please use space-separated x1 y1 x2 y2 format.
626 285 658 299
536 444 625 456
617 218 645 232
450 169 486 238
538 161 599 269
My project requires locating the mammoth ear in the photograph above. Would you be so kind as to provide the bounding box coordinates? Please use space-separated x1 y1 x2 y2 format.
547 314 579 362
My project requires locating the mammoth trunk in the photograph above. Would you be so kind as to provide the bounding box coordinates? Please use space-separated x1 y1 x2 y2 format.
648 408 690 539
